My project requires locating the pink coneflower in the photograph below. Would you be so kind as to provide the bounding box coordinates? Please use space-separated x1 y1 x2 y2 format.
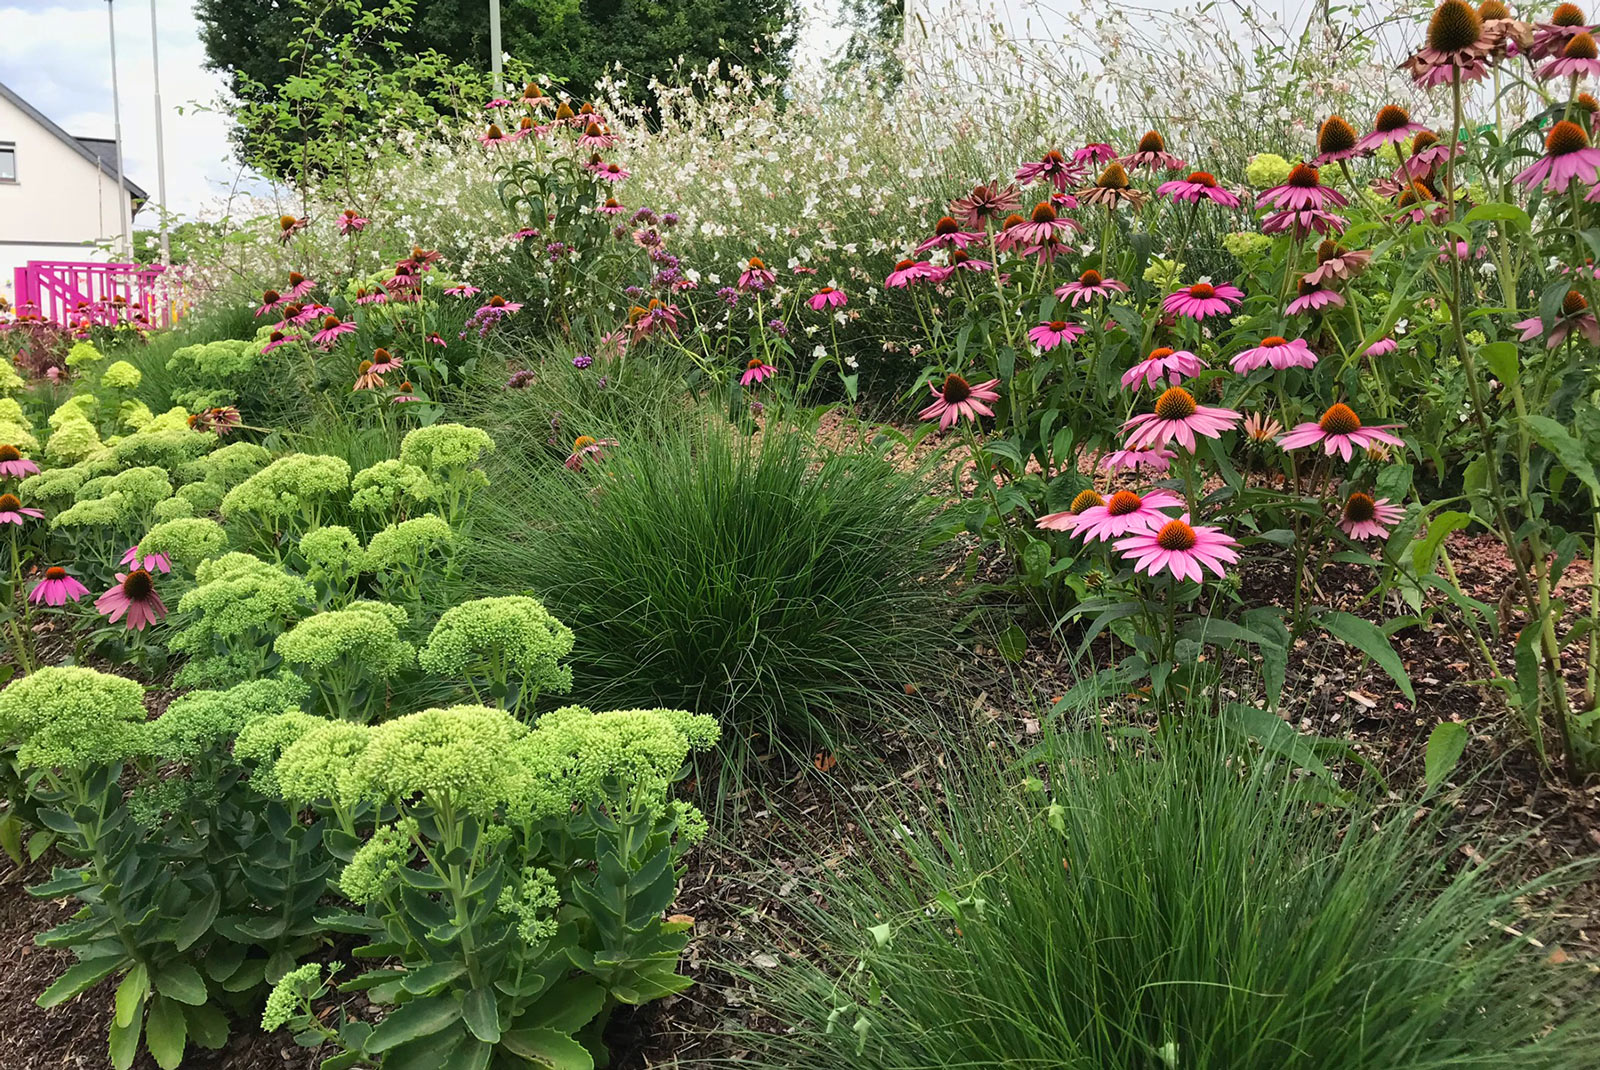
262 330 299 354
1515 289 1600 346
255 288 285 317
1396 130 1463 180
628 300 681 341
885 258 937 288
919 374 1001 431
1076 162 1150 209
950 181 1023 228
121 545 171 574
391 380 422 404
1114 514 1240 583
1400 0 1494 85
388 263 420 291
1036 488 1109 532
475 295 524 320
1286 279 1347 316
311 315 356 347
1312 115 1367 165
478 122 519 146
1356 105 1428 153
195 407 242 436
939 250 994 276
338 209 369 235
0 492 41 526
1364 337 1398 357
444 283 481 298
283 272 316 302
1230 336 1318 373
999 202 1081 250
0 444 38 480
598 197 628 216
1279 403 1404 460
1156 170 1242 207
1028 321 1086 351
1065 488 1186 542
96 569 167 630
1302 242 1372 285
1055 269 1129 306
1119 130 1185 172
590 158 630 183
740 357 777 386
1391 181 1449 226
578 121 618 149
917 217 987 252
1122 347 1205 390
1533 3 1596 59
1100 447 1177 474
1122 387 1241 451
1073 143 1118 166
1016 150 1086 192
1049 190 1080 212
369 348 403 374
808 287 848 311
1257 163 1349 212
738 257 777 292
1515 120 1600 193
277 215 307 243
1163 281 1243 321
1339 492 1404 541
1437 240 1485 262
1021 235 1073 265
1261 207 1349 237
355 287 388 306
353 360 385 391
565 435 617 472
28 566 89 607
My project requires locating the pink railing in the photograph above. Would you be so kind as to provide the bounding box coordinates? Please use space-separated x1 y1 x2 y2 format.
12 260 186 330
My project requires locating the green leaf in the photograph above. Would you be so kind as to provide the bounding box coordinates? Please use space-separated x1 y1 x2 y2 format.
400 961 467 995
109 1012 141 1070
520 979 606 1034
997 623 1027 663
176 890 219 952
114 963 148 1028
38 955 124 1008
184 1001 231 1051
1424 722 1468 793
366 994 463 1053
1463 201 1531 230
144 993 188 1070
500 1027 596 1070
153 962 208 1006
1412 511 1471 577
462 986 501 1044
1318 611 1415 701
1478 341 1519 388
1522 415 1600 497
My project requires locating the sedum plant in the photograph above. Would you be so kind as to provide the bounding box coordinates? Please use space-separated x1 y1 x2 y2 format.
137 517 230 571
349 458 438 524
298 524 367 605
255 702 718 1069
397 423 493 523
170 552 315 688
273 602 416 721
365 513 454 606
418 595 575 715
221 453 352 553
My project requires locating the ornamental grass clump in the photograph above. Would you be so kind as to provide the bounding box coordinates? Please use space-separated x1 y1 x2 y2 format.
255 702 717 1068
273 602 416 721
170 553 315 688
417 595 574 715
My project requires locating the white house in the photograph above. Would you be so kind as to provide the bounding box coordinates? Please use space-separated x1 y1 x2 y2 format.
0 79 146 301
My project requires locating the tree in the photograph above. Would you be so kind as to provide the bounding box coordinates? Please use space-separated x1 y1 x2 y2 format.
197 0 797 178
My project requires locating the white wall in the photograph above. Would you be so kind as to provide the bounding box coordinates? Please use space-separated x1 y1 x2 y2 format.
0 242 115 304
0 91 131 252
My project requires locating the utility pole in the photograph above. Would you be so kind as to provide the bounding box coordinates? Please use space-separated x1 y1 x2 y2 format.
149 0 170 266
106 0 134 260
490 0 503 96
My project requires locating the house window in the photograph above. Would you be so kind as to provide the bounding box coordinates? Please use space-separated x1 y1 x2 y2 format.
0 143 15 183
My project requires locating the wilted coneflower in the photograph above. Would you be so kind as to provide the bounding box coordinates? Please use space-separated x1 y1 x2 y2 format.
1114 513 1241 583
1312 115 1365 165
1121 387 1241 451
1156 170 1243 207
1163 280 1244 321
950 181 1023 227
353 361 385 392
1120 130 1186 172
284 271 316 301
885 259 938 288
277 215 306 243
28 566 89 608
0 493 42 526
1538 29 1600 75
95 568 168 631
1339 493 1405 541
0 444 38 480
1364 337 1398 357
1027 321 1087 351
1533 2 1595 59
1036 489 1107 532
916 216 987 253
311 315 356 348
1514 289 1600 346
1356 106 1428 153
1241 412 1285 444
808 287 848 311
738 257 777 292
1230 336 1319 373
1055 268 1129 306
919 374 1001 431
1279 403 1405 460
1401 0 1494 86
1099 446 1176 474
1015 151 1086 192
565 436 617 472
1286 277 1348 315
337 209 369 235
1076 162 1149 208
1303 241 1373 285
1122 347 1206 390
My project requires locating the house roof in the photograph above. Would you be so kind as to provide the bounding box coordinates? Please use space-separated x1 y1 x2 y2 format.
0 79 148 202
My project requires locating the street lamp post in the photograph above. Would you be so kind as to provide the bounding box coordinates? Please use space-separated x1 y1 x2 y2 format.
149 0 171 266
106 0 134 260
490 0 503 96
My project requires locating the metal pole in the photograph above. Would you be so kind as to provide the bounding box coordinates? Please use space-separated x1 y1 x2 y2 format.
149 0 170 266
489 0 503 96
106 0 133 260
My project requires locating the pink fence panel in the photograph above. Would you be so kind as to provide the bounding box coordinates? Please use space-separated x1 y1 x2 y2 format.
11 261 187 330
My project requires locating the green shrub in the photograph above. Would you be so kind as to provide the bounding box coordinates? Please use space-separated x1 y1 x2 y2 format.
742 726 1598 1070
464 419 953 749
